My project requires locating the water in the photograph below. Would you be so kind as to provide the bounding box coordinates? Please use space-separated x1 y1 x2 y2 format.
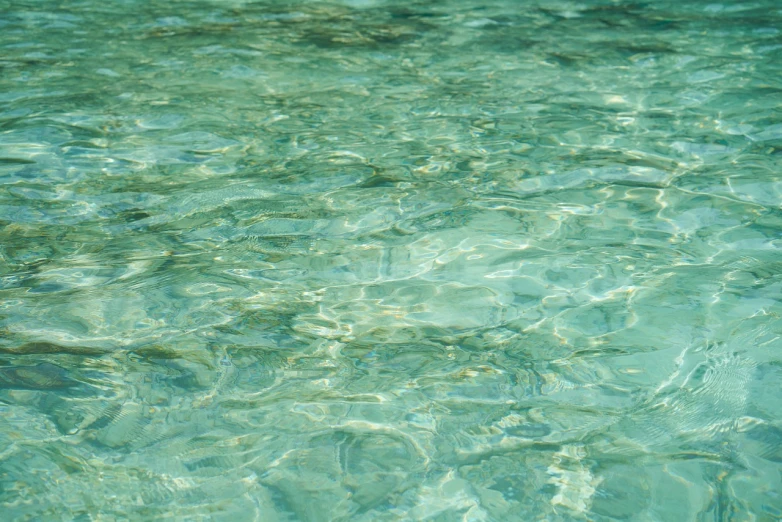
1 0 781 519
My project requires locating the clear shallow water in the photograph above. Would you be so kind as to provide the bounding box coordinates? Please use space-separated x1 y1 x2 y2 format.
1 0 782 519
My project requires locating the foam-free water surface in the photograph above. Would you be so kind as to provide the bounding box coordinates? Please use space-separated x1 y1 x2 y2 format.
1 0 782 519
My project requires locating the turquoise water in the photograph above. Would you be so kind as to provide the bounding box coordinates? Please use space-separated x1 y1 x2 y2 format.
1 0 782 519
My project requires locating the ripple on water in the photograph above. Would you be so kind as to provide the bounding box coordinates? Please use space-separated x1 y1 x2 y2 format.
2 0 782 519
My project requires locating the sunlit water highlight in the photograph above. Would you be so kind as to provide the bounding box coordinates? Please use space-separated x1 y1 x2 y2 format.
1 0 782 520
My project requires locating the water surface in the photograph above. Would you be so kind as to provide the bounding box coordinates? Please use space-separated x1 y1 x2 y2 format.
2 0 782 520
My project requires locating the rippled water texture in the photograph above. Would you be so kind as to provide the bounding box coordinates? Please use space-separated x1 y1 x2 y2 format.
2 0 782 519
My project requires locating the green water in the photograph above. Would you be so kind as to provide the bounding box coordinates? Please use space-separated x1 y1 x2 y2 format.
1 0 782 519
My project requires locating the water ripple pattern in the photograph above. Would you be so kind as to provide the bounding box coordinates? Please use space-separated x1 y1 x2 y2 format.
1 0 782 520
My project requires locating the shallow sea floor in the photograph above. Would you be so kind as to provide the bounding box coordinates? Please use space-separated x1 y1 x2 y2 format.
2 0 782 520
